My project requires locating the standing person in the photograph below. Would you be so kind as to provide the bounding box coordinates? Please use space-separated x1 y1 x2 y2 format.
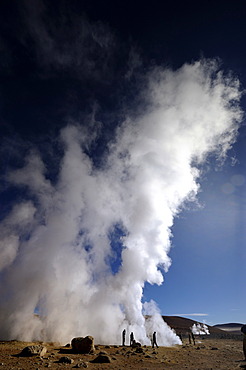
152 331 158 348
241 325 246 360
188 333 192 344
130 332 134 346
122 329 126 346
191 332 196 345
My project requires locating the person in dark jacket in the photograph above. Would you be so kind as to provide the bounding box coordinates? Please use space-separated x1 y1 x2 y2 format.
130 332 134 346
122 329 126 346
152 331 158 348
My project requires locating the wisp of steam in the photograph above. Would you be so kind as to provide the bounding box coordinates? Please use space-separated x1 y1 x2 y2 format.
191 323 210 335
0 60 243 345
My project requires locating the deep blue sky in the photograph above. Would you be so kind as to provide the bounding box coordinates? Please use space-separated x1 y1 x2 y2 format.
1 0 246 326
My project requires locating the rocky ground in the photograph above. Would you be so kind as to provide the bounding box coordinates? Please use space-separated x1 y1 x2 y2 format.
0 336 246 369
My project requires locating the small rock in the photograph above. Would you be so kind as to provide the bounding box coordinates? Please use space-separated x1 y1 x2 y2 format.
98 351 108 355
58 356 74 364
135 347 144 353
91 354 112 363
211 347 218 350
19 345 47 357
73 362 88 368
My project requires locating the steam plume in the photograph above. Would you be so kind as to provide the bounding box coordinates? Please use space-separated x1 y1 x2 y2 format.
0 60 242 345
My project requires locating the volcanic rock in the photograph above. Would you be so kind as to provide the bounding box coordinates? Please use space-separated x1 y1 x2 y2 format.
91 354 112 363
58 356 74 364
73 362 88 368
71 336 95 354
19 345 47 357
135 347 144 353
98 351 108 355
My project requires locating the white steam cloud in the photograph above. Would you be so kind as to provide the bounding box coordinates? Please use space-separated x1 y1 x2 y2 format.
0 60 242 345
191 323 210 335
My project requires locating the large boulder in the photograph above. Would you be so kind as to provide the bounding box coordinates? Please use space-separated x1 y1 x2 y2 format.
19 345 47 357
71 336 95 354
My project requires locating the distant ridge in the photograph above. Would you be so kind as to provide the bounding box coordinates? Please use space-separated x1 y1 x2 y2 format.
214 323 243 328
162 316 223 335
213 323 244 334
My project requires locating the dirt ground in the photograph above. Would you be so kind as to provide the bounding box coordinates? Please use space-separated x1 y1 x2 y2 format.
0 337 245 369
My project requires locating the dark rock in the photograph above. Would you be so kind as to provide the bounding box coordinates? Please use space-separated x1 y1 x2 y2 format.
98 351 108 355
131 341 141 348
58 356 74 364
71 336 95 354
19 345 47 357
91 354 112 363
73 363 88 368
135 347 144 353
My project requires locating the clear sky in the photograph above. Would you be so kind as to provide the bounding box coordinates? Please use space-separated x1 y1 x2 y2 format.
0 0 246 343
144 148 246 325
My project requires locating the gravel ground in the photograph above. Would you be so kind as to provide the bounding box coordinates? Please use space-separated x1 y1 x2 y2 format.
0 337 245 369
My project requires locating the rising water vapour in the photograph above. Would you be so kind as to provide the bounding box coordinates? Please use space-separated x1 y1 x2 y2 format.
191 323 210 335
0 60 242 345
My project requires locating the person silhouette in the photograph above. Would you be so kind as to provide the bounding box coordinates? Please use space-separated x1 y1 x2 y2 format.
122 329 126 346
191 332 196 345
152 331 158 348
130 332 134 346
